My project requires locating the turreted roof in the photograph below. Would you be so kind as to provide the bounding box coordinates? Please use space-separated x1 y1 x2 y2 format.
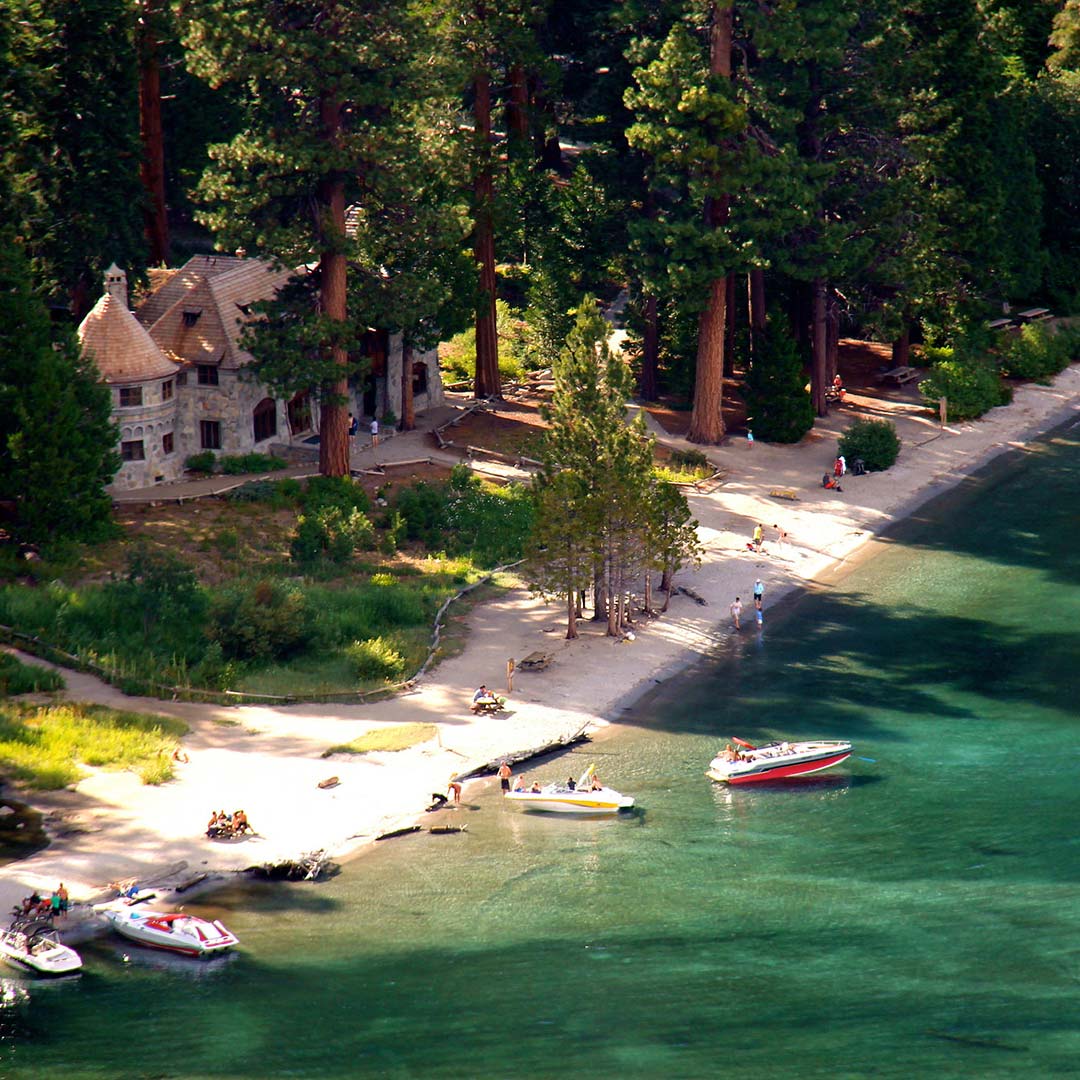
78 291 180 385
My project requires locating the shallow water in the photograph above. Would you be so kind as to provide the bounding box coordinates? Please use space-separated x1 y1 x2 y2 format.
3 423 1079 1079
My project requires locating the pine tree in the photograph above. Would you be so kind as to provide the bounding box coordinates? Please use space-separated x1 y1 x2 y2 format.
742 315 814 443
0 233 118 544
182 1 421 477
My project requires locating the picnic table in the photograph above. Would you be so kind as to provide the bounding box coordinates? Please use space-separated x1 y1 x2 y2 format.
1016 307 1052 322
875 365 920 385
986 317 1015 331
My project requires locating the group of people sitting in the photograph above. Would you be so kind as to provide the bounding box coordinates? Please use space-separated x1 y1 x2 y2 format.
470 685 503 713
16 884 68 920
206 808 252 840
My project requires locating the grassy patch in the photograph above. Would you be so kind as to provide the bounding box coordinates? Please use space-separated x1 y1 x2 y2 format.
653 463 714 485
0 702 188 790
0 652 65 695
323 722 437 757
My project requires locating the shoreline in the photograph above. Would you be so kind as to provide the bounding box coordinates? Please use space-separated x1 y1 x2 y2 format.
1 363 1077 939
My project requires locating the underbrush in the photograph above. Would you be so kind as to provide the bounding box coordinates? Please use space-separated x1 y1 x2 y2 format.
0 702 187 789
0 652 64 695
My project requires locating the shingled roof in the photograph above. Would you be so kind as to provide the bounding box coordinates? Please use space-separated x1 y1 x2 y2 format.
78 290 179 386
140 257 298 370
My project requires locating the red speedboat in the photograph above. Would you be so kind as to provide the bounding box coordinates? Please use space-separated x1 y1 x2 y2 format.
706 738 852 784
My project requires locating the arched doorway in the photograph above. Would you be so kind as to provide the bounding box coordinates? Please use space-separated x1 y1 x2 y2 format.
253 398 277 443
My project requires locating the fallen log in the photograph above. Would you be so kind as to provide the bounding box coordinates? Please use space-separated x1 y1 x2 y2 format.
458 725 591 781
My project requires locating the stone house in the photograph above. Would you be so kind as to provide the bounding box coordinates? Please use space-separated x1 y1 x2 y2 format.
77 255 444 491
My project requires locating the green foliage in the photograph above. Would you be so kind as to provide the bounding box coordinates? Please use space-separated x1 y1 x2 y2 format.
291 506 375 565
668 448 710 471
124 544 206 644
206 579 313 663
184 451 216 474
394 483 451 546
0 234 118 546
218 453 288 475
742 318 815 444
838 419 902 472
439 300 538 383
0 652 64 696
226 478 302 507
303 476 371 515
344 636 407 681
0 702 186 790
999 323 1070 381
919 355 1011 420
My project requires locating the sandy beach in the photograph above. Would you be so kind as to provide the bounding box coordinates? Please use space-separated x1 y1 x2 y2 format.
2 362 1078 935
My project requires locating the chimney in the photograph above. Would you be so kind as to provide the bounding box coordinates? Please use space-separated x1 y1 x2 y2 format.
103 263 128 308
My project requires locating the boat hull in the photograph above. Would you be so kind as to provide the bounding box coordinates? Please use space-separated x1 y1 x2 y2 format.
0 929 83 976
105 911 238 957
707 741 852 785
505 788 634 814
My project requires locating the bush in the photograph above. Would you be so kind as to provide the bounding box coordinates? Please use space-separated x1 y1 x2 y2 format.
290 506 375 564
919 357 1011 420
838 419 901 472
394 482 450 545
0 652 64 695
218 453 288 475
669 448 710 470
206 580 313 662
303 475 370 514
344 636 407 681
999 323 1069 382
226 477 303 507
184 451 216 474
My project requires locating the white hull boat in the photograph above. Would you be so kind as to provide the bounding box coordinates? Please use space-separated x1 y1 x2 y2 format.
0 919 83 976
105 909 239 957
707 738 852 784
505 764 635 814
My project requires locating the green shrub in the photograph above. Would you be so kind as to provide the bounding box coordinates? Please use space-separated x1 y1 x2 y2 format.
446 481 534 566
344 636 407 681
394 482 450 545
218 453 288 475
669 448 710 470
184 451 217 474
999 323 1069 382
0 652 64 695
291 506 375 564
919 358 1010 420
226 477 302 507
207 580 314 662
838 419 901 472
187 641 243 691
742 317 815 443
303 475 370 514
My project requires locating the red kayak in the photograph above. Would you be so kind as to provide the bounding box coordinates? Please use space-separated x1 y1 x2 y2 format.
706 739 852 784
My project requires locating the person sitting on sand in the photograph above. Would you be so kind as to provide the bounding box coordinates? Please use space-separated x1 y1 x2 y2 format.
232 809 252 835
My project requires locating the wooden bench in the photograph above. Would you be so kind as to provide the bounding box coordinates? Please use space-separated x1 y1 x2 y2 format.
1016 307 1052 322
876 366 920 385
517 651 552 672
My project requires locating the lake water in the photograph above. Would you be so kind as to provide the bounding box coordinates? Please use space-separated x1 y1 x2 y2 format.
2 421 1079 1079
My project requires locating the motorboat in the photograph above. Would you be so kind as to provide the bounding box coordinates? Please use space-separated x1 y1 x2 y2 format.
104 909 239 957
707 738 852 784
0 918 83 976
504 764 634 814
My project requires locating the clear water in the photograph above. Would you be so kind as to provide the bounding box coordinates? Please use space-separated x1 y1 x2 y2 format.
3 424 1079 1079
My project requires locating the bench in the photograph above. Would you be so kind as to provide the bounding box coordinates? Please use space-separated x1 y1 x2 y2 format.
986 318 1015 332
517 651 552 672
1016 307 1052 322
876 366 920 385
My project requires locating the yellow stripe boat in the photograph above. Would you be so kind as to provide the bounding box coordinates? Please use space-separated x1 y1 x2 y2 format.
504 765 635 814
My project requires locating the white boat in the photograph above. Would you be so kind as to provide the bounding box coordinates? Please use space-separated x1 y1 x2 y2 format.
0 919 83 976
104 909 239 957
706 738 853 784
504 764 635 814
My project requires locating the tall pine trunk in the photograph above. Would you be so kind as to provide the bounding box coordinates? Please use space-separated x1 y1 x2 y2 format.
687 2 732 446
137 0 169 266
811 277 828 417
400 339 415 432
565 589 578 640
472 66 500 399
317 92 349 478
892 322 911 367
826 288 839 382
506 63 529 143
639 292 659 399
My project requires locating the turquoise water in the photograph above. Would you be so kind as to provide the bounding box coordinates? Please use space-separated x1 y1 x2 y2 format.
3 423 1079 1079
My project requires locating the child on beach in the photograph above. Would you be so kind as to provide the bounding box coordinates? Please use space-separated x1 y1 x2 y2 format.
730 597 742 630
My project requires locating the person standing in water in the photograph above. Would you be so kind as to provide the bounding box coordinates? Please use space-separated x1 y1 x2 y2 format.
730 597 742 630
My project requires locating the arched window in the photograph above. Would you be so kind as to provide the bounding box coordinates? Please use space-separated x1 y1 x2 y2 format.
253 398 277 443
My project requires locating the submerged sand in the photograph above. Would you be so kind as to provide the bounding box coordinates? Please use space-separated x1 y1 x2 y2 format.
2 363 1078 933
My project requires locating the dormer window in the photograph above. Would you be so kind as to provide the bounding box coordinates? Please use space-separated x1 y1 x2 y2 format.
182 309 202 327
236 301 253 316
119 386 143 407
